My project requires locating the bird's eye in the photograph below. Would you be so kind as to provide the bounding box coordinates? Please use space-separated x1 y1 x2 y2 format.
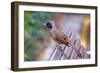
46 22 52 29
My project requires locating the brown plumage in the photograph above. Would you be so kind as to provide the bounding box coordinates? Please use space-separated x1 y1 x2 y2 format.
43 20 82 57
50 28 69 46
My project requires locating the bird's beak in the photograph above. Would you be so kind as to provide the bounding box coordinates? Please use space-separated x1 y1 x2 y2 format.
42 23 47 30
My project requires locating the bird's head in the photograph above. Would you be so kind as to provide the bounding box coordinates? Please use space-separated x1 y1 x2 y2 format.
43 20 56 32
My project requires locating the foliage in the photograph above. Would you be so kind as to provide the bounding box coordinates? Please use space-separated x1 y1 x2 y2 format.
24 11 51 61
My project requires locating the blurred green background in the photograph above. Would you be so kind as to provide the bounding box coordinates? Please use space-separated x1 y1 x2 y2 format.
24 11 52 61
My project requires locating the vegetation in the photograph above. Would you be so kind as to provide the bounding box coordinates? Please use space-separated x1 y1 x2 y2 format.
24 11 51 61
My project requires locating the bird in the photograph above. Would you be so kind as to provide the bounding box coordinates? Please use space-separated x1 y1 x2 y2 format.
43 20 82 58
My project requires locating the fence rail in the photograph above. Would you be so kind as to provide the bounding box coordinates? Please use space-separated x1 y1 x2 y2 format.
47 31 90 60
